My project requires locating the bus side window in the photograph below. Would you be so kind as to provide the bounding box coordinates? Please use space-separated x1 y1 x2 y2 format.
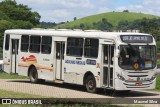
5 34 10 50
84 38 99 58
67 37 83 57
21 35 29 52
41 36 52 54
30 36 41 53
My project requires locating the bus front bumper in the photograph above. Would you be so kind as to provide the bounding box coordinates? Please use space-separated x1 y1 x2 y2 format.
115 78 156 90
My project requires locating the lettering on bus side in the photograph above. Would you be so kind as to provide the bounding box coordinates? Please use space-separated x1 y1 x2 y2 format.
86 59 96 65
65 60 85 65
43 58 50 61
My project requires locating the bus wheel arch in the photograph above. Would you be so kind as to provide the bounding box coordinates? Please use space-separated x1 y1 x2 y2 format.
83 71 97 93
28 65 38 83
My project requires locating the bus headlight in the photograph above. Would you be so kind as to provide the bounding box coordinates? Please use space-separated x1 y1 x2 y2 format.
117 73 125 81
150 73 157 81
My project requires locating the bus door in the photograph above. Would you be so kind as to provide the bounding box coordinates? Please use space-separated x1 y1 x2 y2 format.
55 41 65 80
11 39 19 74
102 44 114 88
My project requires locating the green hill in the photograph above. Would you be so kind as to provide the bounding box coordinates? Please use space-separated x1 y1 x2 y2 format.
55 12 160 29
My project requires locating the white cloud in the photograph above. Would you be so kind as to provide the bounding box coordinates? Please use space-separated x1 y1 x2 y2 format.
60 0 94 9
0 0 160 22
115 0 160 16
144 0 160 6
39 9 72 22
116 6 127 12
15 0 95 22
98 7 112 13
129 5 143 10
143 0 152 5
16 0 94 10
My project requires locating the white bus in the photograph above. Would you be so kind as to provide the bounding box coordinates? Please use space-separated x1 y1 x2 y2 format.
3 29 157 93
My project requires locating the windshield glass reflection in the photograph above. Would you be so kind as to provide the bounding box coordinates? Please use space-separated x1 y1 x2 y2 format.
119 45 156 70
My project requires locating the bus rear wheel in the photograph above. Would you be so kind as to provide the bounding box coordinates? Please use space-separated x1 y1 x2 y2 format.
86 75 97 93
29 67 38 83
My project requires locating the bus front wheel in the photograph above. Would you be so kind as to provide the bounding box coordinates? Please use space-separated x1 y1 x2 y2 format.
86 75 97 93
29 67 38 83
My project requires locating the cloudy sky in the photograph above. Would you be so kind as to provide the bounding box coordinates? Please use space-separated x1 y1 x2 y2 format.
2 0 160 23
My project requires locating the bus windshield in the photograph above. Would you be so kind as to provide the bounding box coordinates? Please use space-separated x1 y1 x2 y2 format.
119 45 156 70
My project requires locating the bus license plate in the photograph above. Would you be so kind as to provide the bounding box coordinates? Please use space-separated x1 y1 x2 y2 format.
135 82 143 86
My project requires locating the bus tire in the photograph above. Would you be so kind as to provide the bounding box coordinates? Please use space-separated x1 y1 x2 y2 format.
86 75 97 93
29 67 38 83
38 79 45 83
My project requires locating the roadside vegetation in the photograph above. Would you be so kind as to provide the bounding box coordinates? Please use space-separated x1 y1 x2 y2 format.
156 74 160 91
157 59 160 65
0 89 44 98
0 71 28 79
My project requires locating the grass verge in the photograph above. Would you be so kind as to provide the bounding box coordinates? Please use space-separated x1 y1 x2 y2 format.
155 74 160 91
147 74 160 92
157 59 160 65
0 89 47 107
0 89 45 98
0 72 28 79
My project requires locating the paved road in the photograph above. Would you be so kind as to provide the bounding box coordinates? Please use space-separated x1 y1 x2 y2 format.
0 79 109 98
0 79 160 106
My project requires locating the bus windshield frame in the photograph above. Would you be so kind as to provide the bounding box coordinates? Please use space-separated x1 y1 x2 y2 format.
118 45 156 70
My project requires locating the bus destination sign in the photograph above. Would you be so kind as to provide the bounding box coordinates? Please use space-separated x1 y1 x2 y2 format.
120 35 153 43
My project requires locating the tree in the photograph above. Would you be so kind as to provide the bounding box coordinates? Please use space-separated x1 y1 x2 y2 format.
0 10 9 20
74 17 77 21
117 20 129 30
129 19 141 30
92 18 113 31
102 18 107 23
12 20 33 29
79 23 85 29
0 0 40 25
123 10 129 12
40 21 57 28
136 18 160 33
0 0 41 48
0 20 14 47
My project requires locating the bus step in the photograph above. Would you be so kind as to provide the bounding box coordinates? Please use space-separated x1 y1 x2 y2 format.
54 80 64 84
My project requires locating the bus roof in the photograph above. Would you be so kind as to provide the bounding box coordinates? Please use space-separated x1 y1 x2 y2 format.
5 29 150 40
